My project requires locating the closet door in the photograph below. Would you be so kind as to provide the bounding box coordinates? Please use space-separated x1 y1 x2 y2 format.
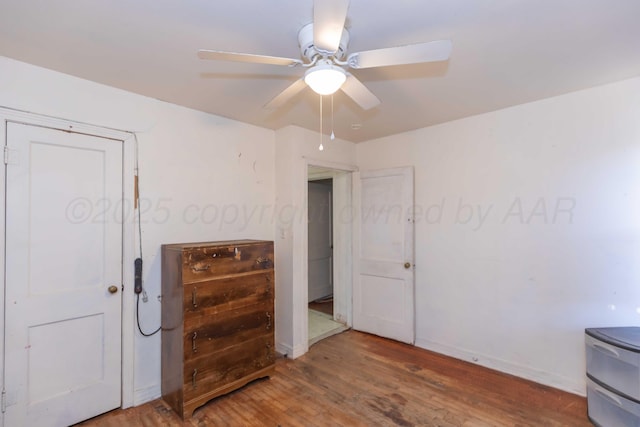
4 123 123 426
354 167 415 344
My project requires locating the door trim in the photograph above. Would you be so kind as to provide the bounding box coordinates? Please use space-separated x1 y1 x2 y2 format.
0 109 136 411
293 157 357 357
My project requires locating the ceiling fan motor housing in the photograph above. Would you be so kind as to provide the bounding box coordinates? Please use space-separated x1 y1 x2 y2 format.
298 23 349 62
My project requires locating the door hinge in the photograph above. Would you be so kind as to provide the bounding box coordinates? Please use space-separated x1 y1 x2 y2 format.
2 389 6 413
4 146 18 165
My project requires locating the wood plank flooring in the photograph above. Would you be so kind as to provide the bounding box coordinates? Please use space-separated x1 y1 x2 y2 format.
78 330 590 426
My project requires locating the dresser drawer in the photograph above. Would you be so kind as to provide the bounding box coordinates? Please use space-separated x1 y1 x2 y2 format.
587 378 640 427
183 301 273 355
183 334 274 403
182 242 273 283
183 272 273 315
586 332 640 401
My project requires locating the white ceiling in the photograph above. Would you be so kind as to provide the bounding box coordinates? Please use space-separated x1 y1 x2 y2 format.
1 0 639 142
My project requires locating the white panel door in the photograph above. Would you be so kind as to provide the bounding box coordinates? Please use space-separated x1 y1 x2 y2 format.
308 181 333 302
4 123 123 426
354 167 414 344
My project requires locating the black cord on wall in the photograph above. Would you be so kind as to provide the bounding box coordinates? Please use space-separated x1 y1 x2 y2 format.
133 133 161 337
137 293 160 336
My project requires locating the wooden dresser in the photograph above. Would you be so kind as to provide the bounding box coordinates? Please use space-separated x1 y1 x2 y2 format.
161 240 275 419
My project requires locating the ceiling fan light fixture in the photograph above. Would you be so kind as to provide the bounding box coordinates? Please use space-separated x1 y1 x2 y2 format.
304 61 347 95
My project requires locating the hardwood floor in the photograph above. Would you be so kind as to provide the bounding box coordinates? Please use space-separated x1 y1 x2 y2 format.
78 330 590 426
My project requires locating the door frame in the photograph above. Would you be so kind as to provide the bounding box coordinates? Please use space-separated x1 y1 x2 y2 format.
0 108 137 412
294 157 357 356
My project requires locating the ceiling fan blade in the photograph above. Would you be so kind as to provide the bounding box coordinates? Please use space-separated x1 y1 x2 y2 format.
340 74 380 110
313 0 349 54
263 78 308 109
347 40 452 69
198 49 302 67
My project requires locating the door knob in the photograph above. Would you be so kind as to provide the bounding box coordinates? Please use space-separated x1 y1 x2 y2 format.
404 262 411 269
108 285 119 294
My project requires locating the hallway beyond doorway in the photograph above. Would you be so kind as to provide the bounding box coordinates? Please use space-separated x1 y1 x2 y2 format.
308 308 348 346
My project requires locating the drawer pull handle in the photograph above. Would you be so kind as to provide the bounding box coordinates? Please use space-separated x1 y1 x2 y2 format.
192 288 198 308
256 257 272 267
266 312 272 329
192 369 198 388
593 343 620 358
595 387 623 407
192 332 198 353
191 264 211 272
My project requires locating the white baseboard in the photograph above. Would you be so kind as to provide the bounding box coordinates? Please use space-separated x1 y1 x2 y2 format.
275 341 293 358
276 341 307 359
414 338 585 397
133 383 162 406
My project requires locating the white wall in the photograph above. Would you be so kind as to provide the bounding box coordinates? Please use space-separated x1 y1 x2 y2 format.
274 125 356 357
357 76 640 395
0 56 276 404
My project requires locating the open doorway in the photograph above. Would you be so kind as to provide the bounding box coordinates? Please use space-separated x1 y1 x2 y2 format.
307 166 349 346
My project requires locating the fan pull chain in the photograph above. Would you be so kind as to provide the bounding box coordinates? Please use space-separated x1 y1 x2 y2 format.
319 95 324 151
330 95 335 141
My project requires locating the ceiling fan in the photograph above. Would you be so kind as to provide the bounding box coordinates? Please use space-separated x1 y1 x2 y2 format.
198 0 452 110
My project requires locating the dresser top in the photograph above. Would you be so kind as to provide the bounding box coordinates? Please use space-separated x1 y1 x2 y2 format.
586 327 640 352
162 239 272 251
